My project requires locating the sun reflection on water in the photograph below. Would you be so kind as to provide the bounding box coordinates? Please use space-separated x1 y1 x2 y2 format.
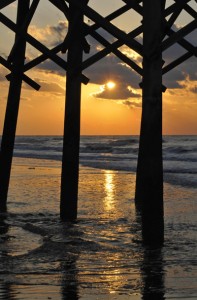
104 170 115 211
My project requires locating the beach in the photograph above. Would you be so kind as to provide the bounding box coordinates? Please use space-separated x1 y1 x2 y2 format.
0 135 197 299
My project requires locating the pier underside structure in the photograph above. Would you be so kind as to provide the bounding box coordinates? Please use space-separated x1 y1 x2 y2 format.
0 0 196 244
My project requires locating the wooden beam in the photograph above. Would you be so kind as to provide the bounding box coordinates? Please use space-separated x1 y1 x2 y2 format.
60 1 85 221
23 2 134 71
163 51 193 74
65 0 143 56
23 2 144 77
122 0 143 15
49 0 69 18
23 44 62 71
83 24 142 75
8 0 40 63
166 27 197 56
163 0 191 37
0 12 68 69
0 0 16 9
81 26 143 73
0 0 30 211
135 0 164 245
84 0 142 35
0 12 89 84
22 0 183 77
0 56 40 90
173 0 197 19
163 19 197 51
80 2 183 72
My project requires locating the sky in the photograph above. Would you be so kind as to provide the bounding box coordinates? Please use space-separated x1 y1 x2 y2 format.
0 0 196 135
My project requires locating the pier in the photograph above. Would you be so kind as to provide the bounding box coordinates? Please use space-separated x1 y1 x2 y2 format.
0 0 196 245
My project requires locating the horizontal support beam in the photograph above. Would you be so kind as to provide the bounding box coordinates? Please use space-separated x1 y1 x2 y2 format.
0 55 40 90
0 12 89 84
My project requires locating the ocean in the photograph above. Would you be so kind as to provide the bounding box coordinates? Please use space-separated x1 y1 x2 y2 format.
0 135 196 299
12 135 197 186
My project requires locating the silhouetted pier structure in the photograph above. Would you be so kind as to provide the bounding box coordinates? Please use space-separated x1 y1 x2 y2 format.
0 0 196 245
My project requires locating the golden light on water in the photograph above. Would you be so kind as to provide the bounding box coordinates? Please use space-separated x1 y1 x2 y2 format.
104 170 115 211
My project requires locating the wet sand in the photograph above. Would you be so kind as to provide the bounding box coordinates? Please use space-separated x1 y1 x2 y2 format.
0 157 196 299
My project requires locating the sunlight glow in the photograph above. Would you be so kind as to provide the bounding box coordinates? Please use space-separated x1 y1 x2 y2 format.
106 81 116 89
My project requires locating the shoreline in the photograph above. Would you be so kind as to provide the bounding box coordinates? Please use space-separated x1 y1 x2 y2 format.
0 157 196 300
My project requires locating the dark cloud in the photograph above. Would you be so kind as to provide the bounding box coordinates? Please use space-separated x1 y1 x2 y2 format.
38 81 65 95
162 26 197 87
93 82 141 100
85 55 141 88
122 99 142 109
181 56 197 81
34 59 66 76
30 20 196 94
24 78 65 96
163 68 185 89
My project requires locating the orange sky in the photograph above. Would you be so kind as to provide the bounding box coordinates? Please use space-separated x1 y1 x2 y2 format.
0 1 196 135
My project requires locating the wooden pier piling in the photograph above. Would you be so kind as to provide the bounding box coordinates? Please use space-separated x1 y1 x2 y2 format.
0 1 196 244
60 2 85 221
135 0 164 245
0 0 30 212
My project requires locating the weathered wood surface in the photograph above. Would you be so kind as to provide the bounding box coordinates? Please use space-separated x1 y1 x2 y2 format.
0 0 30 211
60 2 85 221
135 0 164 245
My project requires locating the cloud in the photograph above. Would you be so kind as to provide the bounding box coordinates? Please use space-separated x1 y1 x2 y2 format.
24 78 65 96
162 26 197 87
92 82 141 100
122 99 142 108
85 55 141 88
28 21 68 47
189 85 197 94
27 20 196 94
34 59 66 77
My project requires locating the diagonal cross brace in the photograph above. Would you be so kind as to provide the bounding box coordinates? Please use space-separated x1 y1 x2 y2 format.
163 51 194 74
0 12 89 84
24 0 193 77
0 0 16 9
173 0 197 19
162 19 197 52
65 0 143 56
163 0 192 38
0 56 40 90
23 3 143 76
8 0 41 63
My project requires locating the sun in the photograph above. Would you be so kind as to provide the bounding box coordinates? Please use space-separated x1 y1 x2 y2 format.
106 81 116 89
